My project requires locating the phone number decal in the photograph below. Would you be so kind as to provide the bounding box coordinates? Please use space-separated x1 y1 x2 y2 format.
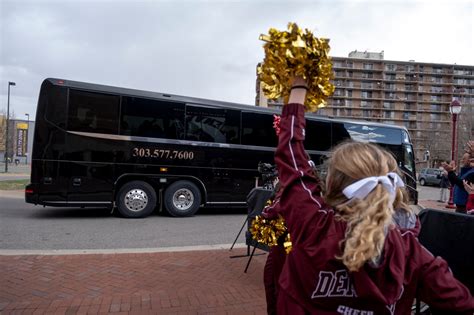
132 148 195 160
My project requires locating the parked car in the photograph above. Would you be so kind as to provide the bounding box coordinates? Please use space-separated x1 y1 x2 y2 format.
418 168 442 186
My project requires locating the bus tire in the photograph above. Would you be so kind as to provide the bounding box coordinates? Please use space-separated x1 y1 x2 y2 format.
116 181 157 218
164 180 201 217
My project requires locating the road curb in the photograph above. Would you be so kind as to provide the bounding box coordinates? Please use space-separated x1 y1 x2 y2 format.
0 243 249 256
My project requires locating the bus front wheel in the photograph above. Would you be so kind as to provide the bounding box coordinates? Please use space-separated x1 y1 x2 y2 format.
164 180 201 217
116 181 157 218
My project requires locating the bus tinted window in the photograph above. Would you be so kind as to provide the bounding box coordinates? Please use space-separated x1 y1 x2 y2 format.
68 89 119 134
120 97 185 139
241 112 277 147
333 122 402 145
44 83 68 128
185 106 240 144
304 119 332 151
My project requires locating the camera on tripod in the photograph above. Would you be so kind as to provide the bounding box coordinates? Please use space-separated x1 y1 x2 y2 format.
258 162 278 189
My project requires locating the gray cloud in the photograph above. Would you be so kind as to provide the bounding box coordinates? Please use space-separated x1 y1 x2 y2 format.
1 0 472 119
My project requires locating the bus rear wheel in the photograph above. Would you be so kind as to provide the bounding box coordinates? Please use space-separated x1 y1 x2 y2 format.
116 181 157 218
164 180 201 217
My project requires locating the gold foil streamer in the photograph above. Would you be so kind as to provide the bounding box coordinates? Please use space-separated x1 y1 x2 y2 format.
258 22 335 112
250 215 292 254
283 233 292 254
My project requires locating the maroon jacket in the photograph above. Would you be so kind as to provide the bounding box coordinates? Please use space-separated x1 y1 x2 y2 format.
274 103 474 314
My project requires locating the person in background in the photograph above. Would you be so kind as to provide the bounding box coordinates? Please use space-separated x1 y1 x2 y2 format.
272 76 473 314
438 167 450 203
462 180 474 215
442 152 474 213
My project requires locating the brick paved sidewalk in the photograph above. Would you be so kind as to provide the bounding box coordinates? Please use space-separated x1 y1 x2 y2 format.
0 248 267 315
418 199 457 212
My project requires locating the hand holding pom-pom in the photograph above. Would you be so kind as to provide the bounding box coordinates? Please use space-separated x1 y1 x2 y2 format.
257 22 335 112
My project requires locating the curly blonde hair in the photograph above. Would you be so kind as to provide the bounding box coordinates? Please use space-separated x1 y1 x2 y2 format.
324 141 397 272
384 151 411 213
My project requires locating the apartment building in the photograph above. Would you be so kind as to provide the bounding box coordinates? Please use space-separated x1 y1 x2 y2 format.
256 51 474 164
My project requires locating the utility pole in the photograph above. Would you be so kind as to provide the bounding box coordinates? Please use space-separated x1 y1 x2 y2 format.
5 81 16 173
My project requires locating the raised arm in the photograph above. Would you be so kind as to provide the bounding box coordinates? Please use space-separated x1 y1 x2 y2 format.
274 78 325 235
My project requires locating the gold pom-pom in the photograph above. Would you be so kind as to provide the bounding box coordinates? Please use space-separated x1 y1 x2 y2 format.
250 215 287 246
283 233 292 254
257 22 335 112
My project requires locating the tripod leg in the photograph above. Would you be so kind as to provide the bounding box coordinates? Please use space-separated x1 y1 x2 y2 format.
244 245 258 273
230 217 249 251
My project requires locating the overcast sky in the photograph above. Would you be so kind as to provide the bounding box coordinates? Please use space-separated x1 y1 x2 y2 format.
1 0 473 121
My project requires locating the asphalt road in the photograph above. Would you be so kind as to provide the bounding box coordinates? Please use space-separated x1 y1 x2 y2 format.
0 191 249 251
0 185 441 251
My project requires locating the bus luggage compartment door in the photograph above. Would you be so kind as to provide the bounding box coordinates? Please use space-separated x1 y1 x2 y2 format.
37 160 67 204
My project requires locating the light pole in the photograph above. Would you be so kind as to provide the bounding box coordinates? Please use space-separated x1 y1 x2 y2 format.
4 81 16 173
446 98 462 208
25 113 30 165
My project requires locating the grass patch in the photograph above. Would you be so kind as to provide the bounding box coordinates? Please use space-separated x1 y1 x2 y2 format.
0 179 29 190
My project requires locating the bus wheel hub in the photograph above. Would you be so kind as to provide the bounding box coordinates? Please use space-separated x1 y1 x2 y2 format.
173 188 193 210
125 189 148 212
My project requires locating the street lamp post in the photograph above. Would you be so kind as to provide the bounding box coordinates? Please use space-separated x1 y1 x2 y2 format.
25 113 30 165
4 81 16 173
446 98 462 209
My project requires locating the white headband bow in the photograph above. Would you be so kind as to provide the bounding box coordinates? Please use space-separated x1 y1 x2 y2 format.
342 172 405 202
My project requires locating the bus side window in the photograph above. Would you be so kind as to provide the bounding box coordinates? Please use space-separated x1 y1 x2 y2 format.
120 97 185 140
241 112 276 147
185 106 240 144
304 120 332 151
68 89 119 134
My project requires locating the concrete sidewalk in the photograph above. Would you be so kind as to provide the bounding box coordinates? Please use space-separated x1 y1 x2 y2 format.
0 248 267 315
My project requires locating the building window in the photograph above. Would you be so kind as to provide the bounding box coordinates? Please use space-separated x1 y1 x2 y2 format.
383 101 394 109
363 110 371 118
386 83 395 90
346 90 353 97
361 100 373 108
346 62 353 68
430 113 441 121
364 63 373 70
362 81 373 89
385 92 396 99
345 100 353 107
385 64 396 71
361 91 372 99
384 111 395 119
385 74 396 80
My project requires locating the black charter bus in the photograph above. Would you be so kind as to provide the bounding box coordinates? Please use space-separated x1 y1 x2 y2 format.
25 78 417 218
